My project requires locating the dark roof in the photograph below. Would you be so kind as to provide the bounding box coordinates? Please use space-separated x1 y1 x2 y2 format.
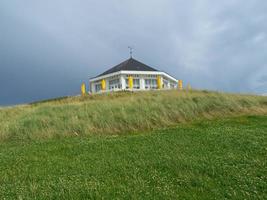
96 58 158 77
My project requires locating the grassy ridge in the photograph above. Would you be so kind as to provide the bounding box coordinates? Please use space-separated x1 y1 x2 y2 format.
0 115 266 199
0 90 266 142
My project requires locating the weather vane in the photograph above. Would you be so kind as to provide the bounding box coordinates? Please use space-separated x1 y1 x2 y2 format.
128 46 134 58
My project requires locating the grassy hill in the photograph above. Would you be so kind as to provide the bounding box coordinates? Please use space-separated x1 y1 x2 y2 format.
0 90 266 142
0 90 267 199
0 115 267 199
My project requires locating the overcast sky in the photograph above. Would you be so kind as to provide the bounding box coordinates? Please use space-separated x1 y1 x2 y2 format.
1 0 267 105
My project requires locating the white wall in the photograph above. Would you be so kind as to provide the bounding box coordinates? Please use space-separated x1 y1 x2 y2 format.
89 72 178 93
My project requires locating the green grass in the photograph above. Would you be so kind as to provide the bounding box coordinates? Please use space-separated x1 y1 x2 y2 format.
0 90 266 142
0 115 266 199
0 90 266 199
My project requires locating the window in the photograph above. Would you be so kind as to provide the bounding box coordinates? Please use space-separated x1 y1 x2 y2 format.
170 81 176 88
163 79 169 88
145 75 156 78
127 74 139 78
145 79 157 89
109 79 121 90
133 79 140 89
95 84 102 92
126 79 129 89
109 79 119 86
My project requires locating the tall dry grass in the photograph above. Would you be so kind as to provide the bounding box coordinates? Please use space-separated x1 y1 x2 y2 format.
0 90 266 142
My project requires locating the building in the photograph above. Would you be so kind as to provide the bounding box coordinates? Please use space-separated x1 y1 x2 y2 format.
89 58 179 93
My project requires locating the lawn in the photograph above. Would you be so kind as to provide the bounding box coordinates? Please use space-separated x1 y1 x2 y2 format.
0 115 266 199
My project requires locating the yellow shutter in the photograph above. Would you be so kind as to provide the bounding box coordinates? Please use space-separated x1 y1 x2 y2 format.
157 76 162 89
129 76 133 89
81 83 86 96
101 79 106 90
178 80 183 90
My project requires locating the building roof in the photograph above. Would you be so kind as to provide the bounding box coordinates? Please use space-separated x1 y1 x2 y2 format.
96 58 158 77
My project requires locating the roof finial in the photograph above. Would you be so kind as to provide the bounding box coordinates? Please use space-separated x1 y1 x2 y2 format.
128 46 134 58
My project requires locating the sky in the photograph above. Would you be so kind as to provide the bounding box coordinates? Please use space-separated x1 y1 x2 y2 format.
0 0 267 106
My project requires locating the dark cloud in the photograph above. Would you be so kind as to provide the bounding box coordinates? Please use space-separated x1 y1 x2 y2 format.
1 0 267 105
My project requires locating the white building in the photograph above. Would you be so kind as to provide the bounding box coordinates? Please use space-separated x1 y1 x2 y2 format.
89 58 179 93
